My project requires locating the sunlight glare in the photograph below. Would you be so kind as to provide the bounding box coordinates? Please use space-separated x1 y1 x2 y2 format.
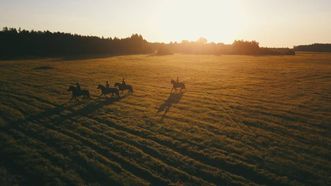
152 0 245 43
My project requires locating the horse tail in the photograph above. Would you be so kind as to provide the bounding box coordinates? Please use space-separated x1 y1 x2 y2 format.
129 86 133 93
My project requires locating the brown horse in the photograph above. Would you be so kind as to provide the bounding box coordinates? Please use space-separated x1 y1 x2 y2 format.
114 82 133 94
67 85 90 100
97 84 120 97
171 80 185 92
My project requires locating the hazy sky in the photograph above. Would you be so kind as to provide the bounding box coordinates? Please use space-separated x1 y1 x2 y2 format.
1 0 330 47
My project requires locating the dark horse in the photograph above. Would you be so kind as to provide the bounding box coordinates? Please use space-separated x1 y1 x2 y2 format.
171 80 185 92
114 83 133 94
67 85 90 100
97 84 120 97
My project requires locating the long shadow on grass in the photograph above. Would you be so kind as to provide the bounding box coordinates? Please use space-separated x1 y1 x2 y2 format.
8 96 125 126
157 92 183 120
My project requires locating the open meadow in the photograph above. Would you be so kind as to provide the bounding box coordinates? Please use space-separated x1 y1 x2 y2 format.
0 53 330 185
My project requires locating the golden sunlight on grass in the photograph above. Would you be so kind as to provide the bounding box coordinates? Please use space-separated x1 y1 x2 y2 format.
0 53 330 185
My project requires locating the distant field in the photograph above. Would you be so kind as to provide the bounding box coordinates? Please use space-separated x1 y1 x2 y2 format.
0 53 330 185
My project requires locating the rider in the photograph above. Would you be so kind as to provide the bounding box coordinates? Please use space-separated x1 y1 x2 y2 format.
176 76 179 84
76 82 81 91
122 78 126 86
106 81 110 88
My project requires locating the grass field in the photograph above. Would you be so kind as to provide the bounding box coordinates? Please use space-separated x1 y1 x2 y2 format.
0 53 330 185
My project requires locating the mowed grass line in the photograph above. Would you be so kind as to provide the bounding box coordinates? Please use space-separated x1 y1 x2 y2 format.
108 96 331 185
2 121 151 185
71 118 215 185
6 93 270 185
79 116 237 185
0 96 152 185
6 97 223 185
0 130 86 185
15 118 169 185
90 116 286 185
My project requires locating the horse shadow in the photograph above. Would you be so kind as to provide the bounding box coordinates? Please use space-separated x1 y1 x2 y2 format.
157 92 184 119
8 96 124 126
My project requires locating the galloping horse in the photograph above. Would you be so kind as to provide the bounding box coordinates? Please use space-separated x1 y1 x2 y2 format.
67 85 90 99
171 80 185 92
97 84 120 97
114 83 133 94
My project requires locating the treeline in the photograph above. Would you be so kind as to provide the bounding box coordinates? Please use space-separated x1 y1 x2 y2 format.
0 27 294 59
153 39 295 56
294 44 331 52
0 27 151 59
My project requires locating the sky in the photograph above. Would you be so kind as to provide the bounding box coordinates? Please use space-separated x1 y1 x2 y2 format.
0 0 330 47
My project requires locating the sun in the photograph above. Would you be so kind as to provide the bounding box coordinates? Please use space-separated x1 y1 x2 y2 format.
150 0 246 44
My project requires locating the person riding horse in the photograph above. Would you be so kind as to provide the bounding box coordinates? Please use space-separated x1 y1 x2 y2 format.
106 81 110 88
122 78 126 86
171 77 185 92
97 84 120 97
68 83 90 99
76 82 81 92
114 78 133 93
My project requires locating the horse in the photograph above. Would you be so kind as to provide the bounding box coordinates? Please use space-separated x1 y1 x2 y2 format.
114 83 133 94
97 84 120 97
171 80 185 92
67 85 90 100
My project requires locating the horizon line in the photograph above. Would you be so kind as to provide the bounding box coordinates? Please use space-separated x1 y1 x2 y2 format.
2 26 330 48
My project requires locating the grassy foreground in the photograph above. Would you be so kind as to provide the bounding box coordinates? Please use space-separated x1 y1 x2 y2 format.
0 53 330 185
